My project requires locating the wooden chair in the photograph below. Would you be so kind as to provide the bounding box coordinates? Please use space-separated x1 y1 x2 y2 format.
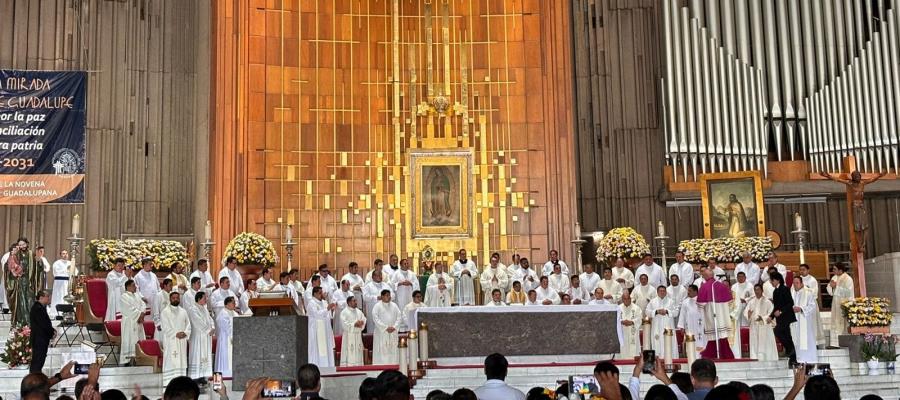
134 339 162 373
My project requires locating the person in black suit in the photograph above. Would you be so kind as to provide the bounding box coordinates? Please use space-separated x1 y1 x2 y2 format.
29 290 55 374
768 272 797 367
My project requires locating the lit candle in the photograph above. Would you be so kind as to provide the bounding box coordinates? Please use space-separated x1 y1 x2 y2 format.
71 214 81 237
408 332 419 372
204 220 212 242
794 213 803 231
419 323 429 361
398 338 408 373
642 318 652 353
285 224 293 243
657 220 666 237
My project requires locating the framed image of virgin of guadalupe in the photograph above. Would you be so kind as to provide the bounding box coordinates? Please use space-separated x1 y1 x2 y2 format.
699 171 766 239
409 150 473 238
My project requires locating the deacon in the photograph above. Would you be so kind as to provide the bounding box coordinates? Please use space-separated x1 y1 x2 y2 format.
646 286 677 356
697 268 735 359
372 290 401 365
534 276 560 305
611 258 635 290
218 257 244 295
105 258 129 321
541 249 570 277
668 251 694 289
340 296 366 367
635 254 666 289
826 262 854 345
618 290 643 359
187 291 215 384
666 275 687 317
743 285 777 361
480 255 509 304
450 249 478 305
135 258 160 319
363 271 394 332
598 268 622 303
791 277 819 364
632 274 656 310
401 290 425 331
390 259 419 310
340 262 365 300
506 280 527 305
567 275 590 304
677 285 705 359
166 262 190 294
160 292 191 384
189 259 216 294
214 297 238 378
119 279 147 366
255 268 276 292
209 277 238 316
330 280 353 336
579 264 601 294
512 257 539 292
306 287 336 367
588 288 609 305
485 289 507 307
735 252 761 285
425 263 454 307
50 250 73 311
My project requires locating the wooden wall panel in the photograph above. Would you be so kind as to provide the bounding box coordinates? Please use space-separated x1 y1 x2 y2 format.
573 0 900 259
0 0 210 269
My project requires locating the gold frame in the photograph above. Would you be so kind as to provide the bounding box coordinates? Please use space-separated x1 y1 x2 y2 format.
409 149 474 239
699 171 766 239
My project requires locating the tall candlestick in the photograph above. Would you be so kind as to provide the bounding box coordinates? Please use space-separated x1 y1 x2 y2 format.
204 220 212 242
663 328 674 370
657 220 666 237
419 323 429 361
72 214 81 237
285 224 293 243
642 318 652 353
793 213 803 231
408 332 419 372
399 338 409 373
685 334 697 366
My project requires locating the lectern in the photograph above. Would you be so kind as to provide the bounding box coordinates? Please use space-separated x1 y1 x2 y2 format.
248 297 300 316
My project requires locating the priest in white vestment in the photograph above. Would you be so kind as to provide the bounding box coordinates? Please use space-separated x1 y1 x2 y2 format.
272 273 297 307
618 291 643 359
160 292 191 385
547 264 570 295
341 262 365 301
798 264 825 345
525 290 540 306
425 264 454 307
381 255 401 281
505 281 527 305
743 285 777 361
372 290 401 365
187 291 215 381
330 280 353 336
598 268 623 303
611 258 635 290
105 259 129 321
209 277 238 317
239 280 260 315
668 252 694 289
312 265 338 296
289 270 306 305
666 275 687 318
166 262 190 294
50 250 73 311
632 274 656 310
646 286 678 356
119 280 146 365
677 285 706 358
218 257 244 296
635 254 666 289
390 259 419 310
826 263 854 345
155 280 173 329
730 272 754 357
541 250 570 277
480 256 509 304
512 258 539 292
579 264 601 294
189 259 216 295
735 253 761 286
214 296 238 377
306 287 336 368
255 268 276 292
704 258 727 282
567 275 591 304
363 271 394 332
485 289 507 307
340 296 366 366
765 253 788 280
401 291 425 331
761 266 778 300
535 277 560 305
791 277 819 363
135 258 160 321
450 249 478 305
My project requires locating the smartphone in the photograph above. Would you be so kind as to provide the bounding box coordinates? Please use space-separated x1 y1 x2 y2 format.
211 372 223 391
805 363 832 377
642 350 656 374
261 379 296 398
74 363 91 375
570 375 600 395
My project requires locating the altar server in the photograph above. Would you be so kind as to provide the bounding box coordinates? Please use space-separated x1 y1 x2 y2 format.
826 262 854 346
50 250 73 310
635 254 666 289
135 258 160 319
743 285 777 361
218 257 244 296
390 259 419 310
646 286 678 356
189 259 216 294
214 297 238 378
363 271 394 332
166 262 190 294
677 285 705 358
547 264 570 294
401 291 425 331
119 280 146 365
534 276 560 305
611 258 635 290
450 249 478 305
372 290 401 365
668 251 694 289
160 292 191 384
632 274 656 310
105 259 129 321
618 290 643 359
791 277 819 364
567 275 590 304
340 296 366 367
541 249 570 277
331 280 353 336
306 287 336 368
598 268 622 303
697 268 735 359
425 263 454 307
255 268 276 292
480 255 509 304
579 264 601 294
735 253 761 286
187 291 215 381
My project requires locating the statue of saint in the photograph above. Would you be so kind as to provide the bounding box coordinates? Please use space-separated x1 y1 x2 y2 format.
819 170 887 254
4 237 44 327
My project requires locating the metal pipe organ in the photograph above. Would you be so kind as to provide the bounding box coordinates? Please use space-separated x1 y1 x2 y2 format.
663 0 899 180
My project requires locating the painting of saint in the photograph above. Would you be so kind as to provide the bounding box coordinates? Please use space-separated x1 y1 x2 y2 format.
706 178 760 239
422 165 460 227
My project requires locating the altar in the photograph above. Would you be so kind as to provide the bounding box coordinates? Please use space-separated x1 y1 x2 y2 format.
413 305 622 358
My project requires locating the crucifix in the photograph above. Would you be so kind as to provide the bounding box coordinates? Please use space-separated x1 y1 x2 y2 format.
818 156 887 297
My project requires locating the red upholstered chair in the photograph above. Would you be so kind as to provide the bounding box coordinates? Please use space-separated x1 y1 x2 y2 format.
675 329 685 357
135 340 162 372
334 336 343 364
362 334 374 365
84 279 108 325
142 321 156 339
740 327 750 357
104 320 122 365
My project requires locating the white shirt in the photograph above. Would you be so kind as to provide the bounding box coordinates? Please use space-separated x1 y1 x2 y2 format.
474 379 526 400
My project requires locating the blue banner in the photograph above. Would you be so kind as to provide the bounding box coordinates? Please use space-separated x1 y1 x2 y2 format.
0 70 86 204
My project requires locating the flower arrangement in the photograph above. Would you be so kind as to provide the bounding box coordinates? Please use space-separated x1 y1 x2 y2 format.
860 334 899 361
1 325 32 368
841 297 893 327
223 232 278 266
87 239 189 271
596 227 651 260
677 237 773 263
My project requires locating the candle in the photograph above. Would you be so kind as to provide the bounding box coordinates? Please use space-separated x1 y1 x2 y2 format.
72 214 81 237
641 318 652 353
419 323 429 361
685 334 696 366
285 224 293 243
657 220 666 237
794 213 803 231
398 338 408 373
663 328 674 367
408 332 419 371
204 220 212 242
